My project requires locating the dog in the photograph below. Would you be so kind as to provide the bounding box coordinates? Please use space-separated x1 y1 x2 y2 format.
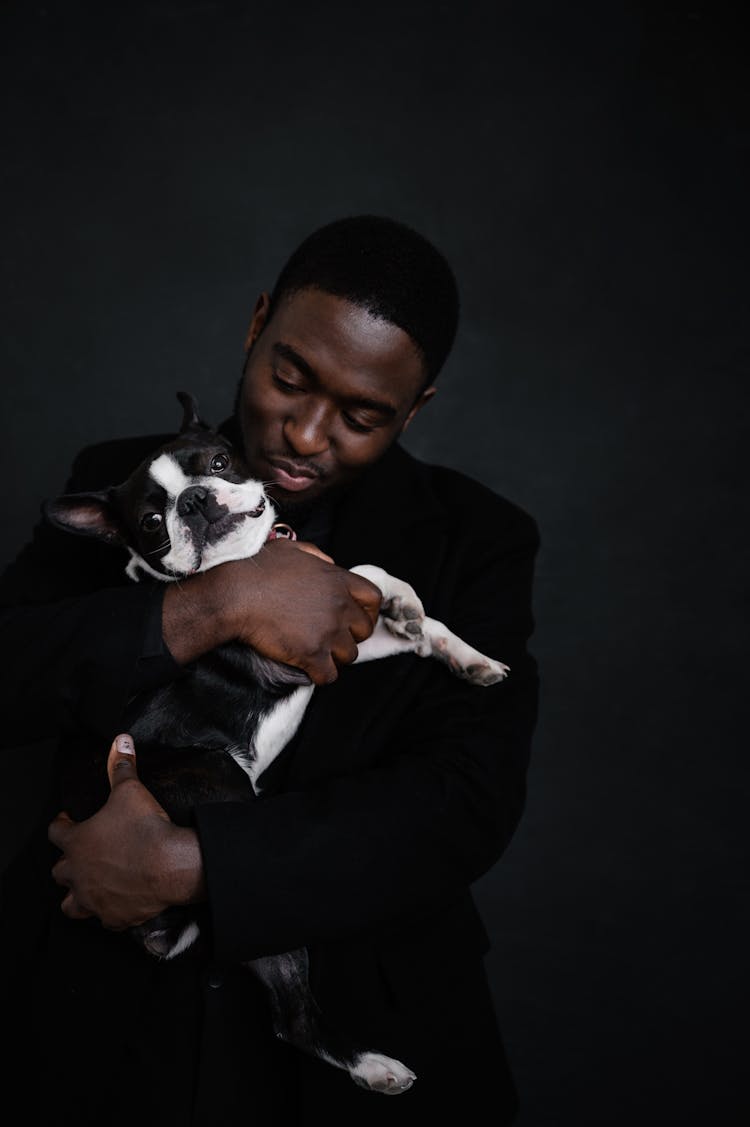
44 390 510 1095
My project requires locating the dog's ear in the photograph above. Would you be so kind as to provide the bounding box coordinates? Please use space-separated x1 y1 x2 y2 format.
177 390 211 434
43 491 125 545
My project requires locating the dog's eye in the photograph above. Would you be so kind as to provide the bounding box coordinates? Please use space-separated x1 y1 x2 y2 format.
210 453 230 473
141 512 163 532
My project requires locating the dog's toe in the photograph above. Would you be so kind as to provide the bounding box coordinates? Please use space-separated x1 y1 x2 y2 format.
465 659 510 685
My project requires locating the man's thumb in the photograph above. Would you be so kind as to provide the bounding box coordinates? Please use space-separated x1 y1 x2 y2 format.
106 733 139 788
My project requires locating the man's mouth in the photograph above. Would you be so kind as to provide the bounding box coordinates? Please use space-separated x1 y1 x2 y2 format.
266 457 324 494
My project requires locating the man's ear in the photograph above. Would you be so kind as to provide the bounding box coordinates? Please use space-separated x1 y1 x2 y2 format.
43 492 124 545
244 292 272 353
401 386 437 434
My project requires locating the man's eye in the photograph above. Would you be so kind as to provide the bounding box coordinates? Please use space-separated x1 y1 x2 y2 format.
141 512 163 532
272 371 303 393
210 453 230 473
343 413 376 434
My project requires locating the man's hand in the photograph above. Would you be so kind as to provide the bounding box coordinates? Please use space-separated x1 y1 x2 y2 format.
163 537 383 684
48 734 205 930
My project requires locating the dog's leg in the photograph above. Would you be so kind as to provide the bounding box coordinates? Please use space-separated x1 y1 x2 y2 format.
350 565 510 685
417 616 510 684
246 949 416 1094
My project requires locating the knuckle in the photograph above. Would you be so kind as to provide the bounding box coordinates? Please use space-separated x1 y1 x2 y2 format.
111 759 135 775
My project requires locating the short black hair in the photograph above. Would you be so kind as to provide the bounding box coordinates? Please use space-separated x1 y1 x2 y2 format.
269 215 460 383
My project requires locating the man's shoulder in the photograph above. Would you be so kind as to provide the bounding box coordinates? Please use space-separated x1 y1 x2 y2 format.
393 444 540 545
68 432 176 491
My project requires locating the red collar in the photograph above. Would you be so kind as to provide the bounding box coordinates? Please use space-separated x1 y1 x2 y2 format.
267 522 297 541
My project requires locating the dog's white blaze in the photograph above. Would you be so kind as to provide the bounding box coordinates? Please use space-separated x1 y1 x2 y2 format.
149 452 190 498
243 685 314 792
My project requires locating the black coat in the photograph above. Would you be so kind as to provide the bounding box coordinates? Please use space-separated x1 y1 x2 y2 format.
0 426 540 1126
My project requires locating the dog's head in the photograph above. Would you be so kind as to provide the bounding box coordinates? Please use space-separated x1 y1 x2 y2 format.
44 391 277 581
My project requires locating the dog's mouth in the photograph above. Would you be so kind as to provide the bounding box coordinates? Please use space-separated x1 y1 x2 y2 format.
204 498 265 545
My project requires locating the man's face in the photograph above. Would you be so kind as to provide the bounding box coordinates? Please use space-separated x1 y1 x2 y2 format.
237 287 436 511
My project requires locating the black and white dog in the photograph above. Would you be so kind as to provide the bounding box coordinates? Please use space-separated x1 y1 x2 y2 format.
44 391 509 1095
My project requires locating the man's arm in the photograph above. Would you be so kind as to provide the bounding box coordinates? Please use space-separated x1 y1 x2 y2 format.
161 538 381 684
49 509 540 957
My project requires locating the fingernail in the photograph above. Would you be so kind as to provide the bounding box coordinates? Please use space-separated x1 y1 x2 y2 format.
116 735 134 755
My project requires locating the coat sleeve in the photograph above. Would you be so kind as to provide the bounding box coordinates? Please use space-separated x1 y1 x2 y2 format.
0 446 179 748
196 504 540 963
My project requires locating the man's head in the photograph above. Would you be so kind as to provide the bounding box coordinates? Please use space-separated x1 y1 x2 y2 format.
236 215 459 511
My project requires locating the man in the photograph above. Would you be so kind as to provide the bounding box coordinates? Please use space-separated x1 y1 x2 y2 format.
0 216 540 1125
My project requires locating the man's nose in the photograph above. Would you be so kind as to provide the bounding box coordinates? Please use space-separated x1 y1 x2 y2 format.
283 402 332 456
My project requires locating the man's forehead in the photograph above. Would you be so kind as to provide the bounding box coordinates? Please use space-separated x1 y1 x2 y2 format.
266 289 426 402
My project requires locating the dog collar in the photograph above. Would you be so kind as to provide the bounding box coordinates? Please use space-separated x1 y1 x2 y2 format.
267 522 297 541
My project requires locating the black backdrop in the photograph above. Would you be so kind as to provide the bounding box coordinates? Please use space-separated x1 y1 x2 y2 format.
1 2 747 1124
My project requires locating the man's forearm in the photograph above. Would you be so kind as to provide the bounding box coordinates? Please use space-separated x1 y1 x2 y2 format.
161 540 382 682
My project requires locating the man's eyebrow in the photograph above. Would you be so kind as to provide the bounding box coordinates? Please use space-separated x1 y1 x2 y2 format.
272 342 398 417
273 342 317 382
348 397 397 419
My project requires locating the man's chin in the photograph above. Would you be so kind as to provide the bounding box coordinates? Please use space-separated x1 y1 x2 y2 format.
271 488 327 522
268 477 349 526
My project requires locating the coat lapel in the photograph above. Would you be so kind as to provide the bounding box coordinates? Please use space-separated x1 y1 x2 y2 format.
259 444 450 792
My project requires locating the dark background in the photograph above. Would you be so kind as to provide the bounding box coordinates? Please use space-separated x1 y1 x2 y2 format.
1 1 747 1123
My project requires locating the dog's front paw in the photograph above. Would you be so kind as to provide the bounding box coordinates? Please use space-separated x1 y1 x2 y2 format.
378 578 425 640
349 566 426 640
351 1052 416 1095
381 589 425 640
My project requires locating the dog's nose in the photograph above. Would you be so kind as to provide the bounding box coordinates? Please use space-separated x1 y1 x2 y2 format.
177 486 209 516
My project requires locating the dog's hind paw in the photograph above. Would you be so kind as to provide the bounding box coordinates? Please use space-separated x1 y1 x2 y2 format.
464 656 510 685
430 631 510 685
350 1052 416 1095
